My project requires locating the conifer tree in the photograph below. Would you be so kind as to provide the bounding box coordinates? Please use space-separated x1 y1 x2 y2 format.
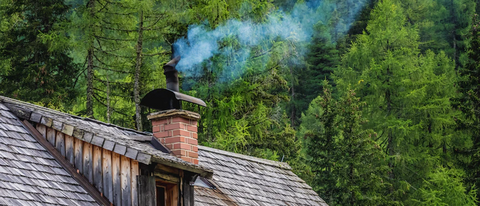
292 25 340 126
298 81 391 205
334 0 461 202
0 0 79 107
455 13 480 203
412 167 477 205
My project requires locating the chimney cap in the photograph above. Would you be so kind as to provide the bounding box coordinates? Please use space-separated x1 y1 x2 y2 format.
164 56 181 68
140 56 206 111
140 88 206 111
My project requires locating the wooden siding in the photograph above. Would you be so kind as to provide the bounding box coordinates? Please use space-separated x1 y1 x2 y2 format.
36 124 139 206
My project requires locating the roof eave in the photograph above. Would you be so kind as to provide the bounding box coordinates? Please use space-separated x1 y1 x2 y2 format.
151 156 213 179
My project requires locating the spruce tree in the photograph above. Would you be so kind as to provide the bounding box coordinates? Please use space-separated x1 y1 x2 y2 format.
0 0 79 107
299 81 391 205
455 13 480 203
292 25 340 126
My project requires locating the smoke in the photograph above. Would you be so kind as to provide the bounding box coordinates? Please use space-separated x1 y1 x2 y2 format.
173 0 366 83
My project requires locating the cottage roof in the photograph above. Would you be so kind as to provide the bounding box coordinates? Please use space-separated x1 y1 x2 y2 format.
0 96 212 178
0 103 99 206
0 95 326 206
195 146 327 206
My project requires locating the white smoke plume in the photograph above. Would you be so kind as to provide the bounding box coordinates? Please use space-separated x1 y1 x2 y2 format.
173 0 367 83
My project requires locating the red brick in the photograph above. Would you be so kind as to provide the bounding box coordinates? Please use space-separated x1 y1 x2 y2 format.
152 119 168 126
181 156 192 163
165 136 185 144
172 130 190 137
193 159 199 164
172 150 186 156
191 146 198 152
187 126 197 132
152 125 160 132
154 131 169 138
192 133 198 139
164 123 182 131
173 143 191 150
187 151 198 158
171 117 191 124
187 138 197 145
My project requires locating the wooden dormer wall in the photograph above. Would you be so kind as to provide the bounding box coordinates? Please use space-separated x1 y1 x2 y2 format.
35 124 139 206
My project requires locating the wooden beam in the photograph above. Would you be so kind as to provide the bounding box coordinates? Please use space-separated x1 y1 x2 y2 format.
137 175 156 206
151 156 213 179
36 124 46 138
55 131 65 156
93 146 103 194
131 160 139 206
65 135 74 165
112 152 121 206
22 120 111 206
47 127 56 146
155 164 179 175
83 142 93 184
74 137 83 172
182 171 195 206
102 149 113 203
121 156 132 206
153 172 179 183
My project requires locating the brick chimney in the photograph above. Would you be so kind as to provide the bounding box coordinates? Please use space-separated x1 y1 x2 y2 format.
148 109 199 164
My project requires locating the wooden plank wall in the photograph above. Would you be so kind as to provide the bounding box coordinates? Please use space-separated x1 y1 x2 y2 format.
36 124 139 206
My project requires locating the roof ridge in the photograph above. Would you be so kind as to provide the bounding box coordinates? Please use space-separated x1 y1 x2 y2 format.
198 145 291 170
0 95 150 136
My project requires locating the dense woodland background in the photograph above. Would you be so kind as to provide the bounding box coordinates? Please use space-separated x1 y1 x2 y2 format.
2 0 480 204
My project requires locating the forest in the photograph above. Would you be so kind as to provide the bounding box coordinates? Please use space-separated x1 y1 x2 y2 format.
1 0 480 204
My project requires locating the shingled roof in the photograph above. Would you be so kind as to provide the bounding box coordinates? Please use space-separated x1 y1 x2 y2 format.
0 103 99 206
195 146 327 206
0 95 326 206
0 96 212 178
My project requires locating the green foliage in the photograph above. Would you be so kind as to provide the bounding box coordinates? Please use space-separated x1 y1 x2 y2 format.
2 0 480 204
299 81 392 205
186 37 299 161
290 24 340 126
334 0 464 202
412 167 477 206
0 0 79 107
401 0 474 69
455 13 480 203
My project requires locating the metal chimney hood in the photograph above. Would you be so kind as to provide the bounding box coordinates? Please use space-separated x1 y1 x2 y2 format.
140 57 206 110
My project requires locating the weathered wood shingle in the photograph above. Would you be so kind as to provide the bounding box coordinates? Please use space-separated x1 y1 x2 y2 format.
0 103 99 206
196 146 328 206
0 95 212 177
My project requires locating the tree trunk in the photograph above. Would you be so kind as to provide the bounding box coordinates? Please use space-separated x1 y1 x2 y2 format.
86 0 95 118
134 10 144 131
290 66 295 126
450 0 459 70
106 73 111 123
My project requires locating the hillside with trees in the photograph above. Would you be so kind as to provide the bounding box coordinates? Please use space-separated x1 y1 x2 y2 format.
1 0 480 204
